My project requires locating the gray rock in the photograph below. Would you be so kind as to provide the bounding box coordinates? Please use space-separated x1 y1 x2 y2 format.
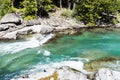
0 13 22 24
39 25 54 34
17 25 54 34
23 19 41 26
95 68 120 80
0 24 16 31
17 27 32 35
115 23 120 27
2 31 18 40
0 31 6 37
57 66 89 80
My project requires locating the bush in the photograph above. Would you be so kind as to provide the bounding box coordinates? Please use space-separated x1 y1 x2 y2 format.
61 8 73 17
23 15 35 21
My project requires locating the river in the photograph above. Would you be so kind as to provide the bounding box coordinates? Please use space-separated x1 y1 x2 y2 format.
0 31 120 80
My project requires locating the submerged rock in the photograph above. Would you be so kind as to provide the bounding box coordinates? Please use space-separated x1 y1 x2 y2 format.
0 13 22 25
84 57 119 72
95 68 120 80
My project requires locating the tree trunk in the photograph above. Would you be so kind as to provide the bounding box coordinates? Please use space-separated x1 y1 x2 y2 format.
60 0 62 9
68 0 71 10
73 0 78 10
11 0 14 6
73 0 76 10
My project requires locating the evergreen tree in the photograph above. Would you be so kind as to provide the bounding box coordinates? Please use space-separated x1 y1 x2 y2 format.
74 0 120 25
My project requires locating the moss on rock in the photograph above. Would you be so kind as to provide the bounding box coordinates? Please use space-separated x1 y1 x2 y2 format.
84 57 119 72
38 71 58 80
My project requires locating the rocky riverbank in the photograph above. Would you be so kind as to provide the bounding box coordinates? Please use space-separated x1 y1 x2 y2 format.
12 66 120 80
1 13 120 41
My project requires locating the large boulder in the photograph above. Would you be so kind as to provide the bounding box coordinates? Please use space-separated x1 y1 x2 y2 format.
1 31 18 40
95 68 120 80
0 23 16 31
17 25 54 34
0 13 22 25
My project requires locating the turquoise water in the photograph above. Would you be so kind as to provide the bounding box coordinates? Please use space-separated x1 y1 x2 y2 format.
0 31 120 80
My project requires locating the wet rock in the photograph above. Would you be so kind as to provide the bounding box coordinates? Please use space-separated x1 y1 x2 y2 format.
1 31 18 40
84 57 119 72
95 68 120 80
0 13 22 25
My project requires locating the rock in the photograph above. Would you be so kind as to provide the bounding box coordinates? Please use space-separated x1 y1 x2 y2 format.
39 25 54 34
18 25 54 34
84 57 119 72
1 31 18 40
17 25 54 34
0 23 16 31
17 27 32 35
56 66 89 80
115 23 120 27
31 25 42 33
95 68 120 80
38 71 58 80
37 66 88 80
0 31 6 37
0 13 22 25
23 19 41 26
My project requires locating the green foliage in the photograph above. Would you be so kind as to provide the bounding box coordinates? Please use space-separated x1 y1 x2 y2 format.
41 0 55 12
61 8 73 17
0 0 37 20
0 0 120 24
0 0 11 18
20 0 37 20
23 15 35 21
74 0 120 25
87 22 95 26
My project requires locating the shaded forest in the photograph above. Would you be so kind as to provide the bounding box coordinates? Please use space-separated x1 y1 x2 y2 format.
0 0 120 25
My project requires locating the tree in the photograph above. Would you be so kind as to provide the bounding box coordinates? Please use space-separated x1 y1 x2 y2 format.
74 0 120 25
0 0 11 18
60 0 62 9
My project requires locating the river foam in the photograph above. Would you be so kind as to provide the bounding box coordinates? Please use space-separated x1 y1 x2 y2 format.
11 60 87 80
0 34 55 54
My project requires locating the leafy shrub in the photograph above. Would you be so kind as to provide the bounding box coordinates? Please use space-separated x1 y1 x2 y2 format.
61 8 73 17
